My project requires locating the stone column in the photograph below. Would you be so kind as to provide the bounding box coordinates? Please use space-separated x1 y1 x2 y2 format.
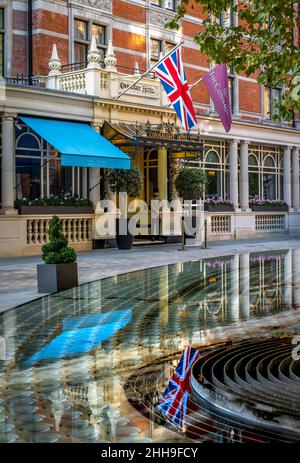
292 248 300 309
229 254 239 322
283 146 291 208
1 113 17 215
229 140 239 209
283 250 292 308
159 265 169 343
239 141 249 211
157 147 168 201
292 147 299 210
240 253 250 318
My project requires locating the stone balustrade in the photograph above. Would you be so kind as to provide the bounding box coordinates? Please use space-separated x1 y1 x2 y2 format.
46 40 165 105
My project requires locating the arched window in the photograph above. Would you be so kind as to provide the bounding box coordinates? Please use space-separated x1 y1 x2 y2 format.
263 155 276 199
204 149 221 198
248 153 259 198
16 131 43 199
15 124 88 200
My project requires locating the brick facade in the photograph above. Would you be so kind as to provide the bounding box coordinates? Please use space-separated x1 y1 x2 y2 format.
2 0 290 120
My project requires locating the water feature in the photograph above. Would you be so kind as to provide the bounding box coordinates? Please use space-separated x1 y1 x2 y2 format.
0 248 299 443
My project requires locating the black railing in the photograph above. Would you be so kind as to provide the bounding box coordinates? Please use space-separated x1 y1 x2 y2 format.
60 61 89 73
5 74 44 87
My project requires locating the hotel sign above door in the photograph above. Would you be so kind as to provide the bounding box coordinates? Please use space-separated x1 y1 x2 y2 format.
118 80 160 99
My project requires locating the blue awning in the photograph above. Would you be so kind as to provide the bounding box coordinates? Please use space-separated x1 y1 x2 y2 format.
20 117 131 169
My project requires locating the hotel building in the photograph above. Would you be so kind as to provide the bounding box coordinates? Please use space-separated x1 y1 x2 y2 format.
0 0 299 256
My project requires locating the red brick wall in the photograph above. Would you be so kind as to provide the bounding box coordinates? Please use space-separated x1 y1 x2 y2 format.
239 80 261 113
9 0 268 117
32 35 68 76
113 0 145 22
113 29 146 54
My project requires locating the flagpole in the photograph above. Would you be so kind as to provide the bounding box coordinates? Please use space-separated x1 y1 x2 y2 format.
115 40 184 100
189 76 204 91
166 76 204 108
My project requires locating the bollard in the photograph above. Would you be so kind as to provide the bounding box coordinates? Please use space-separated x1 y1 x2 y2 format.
179 215 186 251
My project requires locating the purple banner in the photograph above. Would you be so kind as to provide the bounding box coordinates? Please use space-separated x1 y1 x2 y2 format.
203 64 232 132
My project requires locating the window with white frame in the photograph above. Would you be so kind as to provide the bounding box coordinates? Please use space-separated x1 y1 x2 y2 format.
263 87 282 120
150 38 175 66
74 18 107 65
151 1 176 11
219 4 234 27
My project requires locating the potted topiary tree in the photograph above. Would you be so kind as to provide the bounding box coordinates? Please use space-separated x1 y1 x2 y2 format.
175 168 207 201
175 168 207 240
37 215 78 292
108 164 143 250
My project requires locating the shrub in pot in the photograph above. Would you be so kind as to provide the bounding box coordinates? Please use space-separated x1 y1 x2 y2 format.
175 168 207 239
175 168 207 201
108 164 143 250
37 215 78 292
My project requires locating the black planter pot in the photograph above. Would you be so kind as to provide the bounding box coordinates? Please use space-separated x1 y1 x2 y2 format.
250 205 289 212
37 262 78 293
115 218 135 250
204 204 234 212
19 206 93 215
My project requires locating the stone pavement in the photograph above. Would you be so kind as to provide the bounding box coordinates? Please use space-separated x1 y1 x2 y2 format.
0 235 299 313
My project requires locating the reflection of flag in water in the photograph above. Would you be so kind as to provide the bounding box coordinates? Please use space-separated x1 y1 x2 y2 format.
156 345 200 429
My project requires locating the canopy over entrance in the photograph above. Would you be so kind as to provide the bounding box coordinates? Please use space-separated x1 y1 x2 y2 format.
102 120 203 153
20 117 131 169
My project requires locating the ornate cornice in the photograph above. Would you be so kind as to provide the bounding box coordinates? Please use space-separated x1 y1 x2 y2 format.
147 8 175 28
72 0 112 12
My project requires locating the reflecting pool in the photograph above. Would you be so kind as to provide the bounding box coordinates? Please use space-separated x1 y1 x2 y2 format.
0 249 299 443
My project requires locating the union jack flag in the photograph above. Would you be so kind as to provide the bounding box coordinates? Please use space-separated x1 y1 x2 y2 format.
154 47 198 132
156 345 200 429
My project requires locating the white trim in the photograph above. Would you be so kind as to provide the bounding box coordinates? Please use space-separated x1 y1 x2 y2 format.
11 1 27 11
32 0 68 15
32 29 68 40
113 19 147 36
121 0 146 6
114 46 146 58
183 62 209 73
184 14 204 26
238 75 259 84
13 30 27 36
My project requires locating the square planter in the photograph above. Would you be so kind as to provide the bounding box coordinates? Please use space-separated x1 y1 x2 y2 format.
250 205 289 212
204 204 234 212
19 206 93 215
37 263 78 293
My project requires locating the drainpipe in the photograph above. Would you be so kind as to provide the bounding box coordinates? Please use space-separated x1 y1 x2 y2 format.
28 0 33 84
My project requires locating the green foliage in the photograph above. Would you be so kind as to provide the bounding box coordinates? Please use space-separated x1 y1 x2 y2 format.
108 163 143 197
175 168 207 200
167 0 300 121
42 216 77 264
14 196 93 209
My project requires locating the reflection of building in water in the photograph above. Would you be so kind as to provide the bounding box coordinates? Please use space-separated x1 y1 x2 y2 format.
292 248 300 308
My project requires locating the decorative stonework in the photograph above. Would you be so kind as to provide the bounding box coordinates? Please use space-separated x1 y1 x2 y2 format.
87 35 101 69
48 44 61 76
73 0 112 12
147 9 173 28
104 40 117 72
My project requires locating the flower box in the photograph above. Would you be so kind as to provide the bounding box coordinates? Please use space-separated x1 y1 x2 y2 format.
250 205 289 212
18 205 94 215
204 204 234 212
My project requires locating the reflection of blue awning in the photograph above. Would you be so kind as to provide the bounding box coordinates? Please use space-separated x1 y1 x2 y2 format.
20 117 131 169
23 309 131 366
